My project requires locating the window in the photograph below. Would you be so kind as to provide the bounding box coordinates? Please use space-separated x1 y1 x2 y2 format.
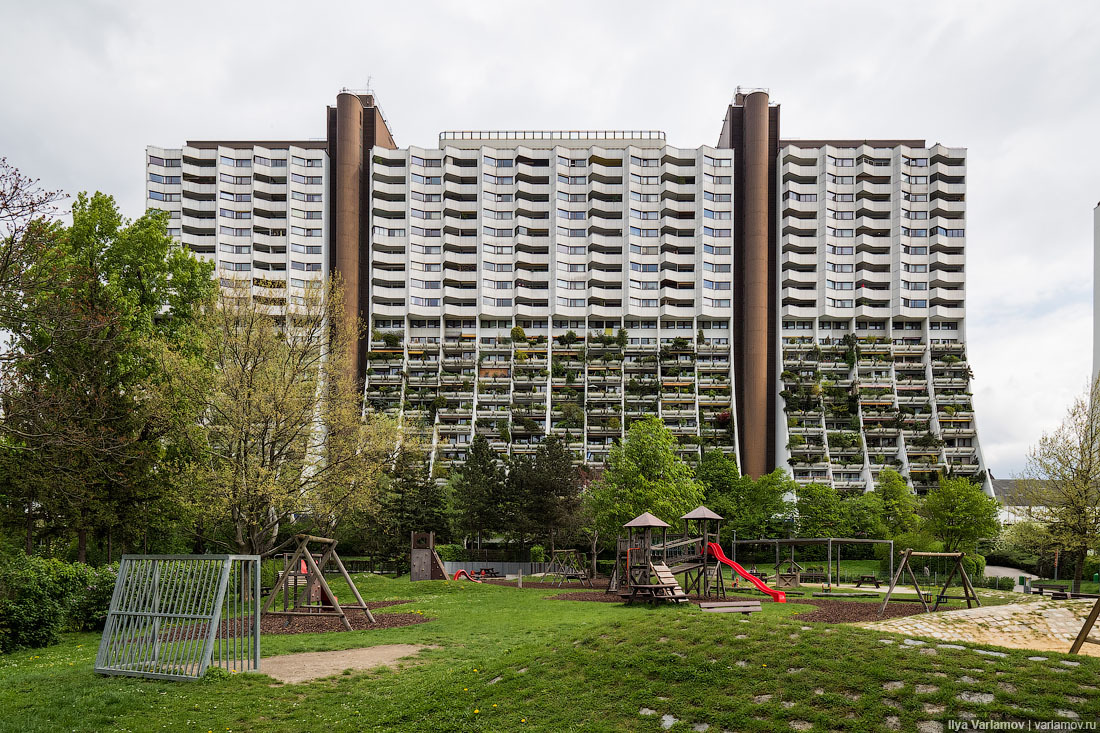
486 279 512 289
411 243 441 254
703 227 731 237
415 262 442 272
630 174 658 184
631 263 658 272
148 191 181 202
484 173 514 185
703 156 731 167
484 155 514 168
482 296 512 307
904 157 929 167
291 243 323 254
703 173 731 184
826 297 853 308
703 280 730 290
902 281 928 291
411 209 441 219
826 262 853 272
630 209 658 220
291 156 323 167
902 263 928 273
291 173 322 185
483 191 513 203
901 227 928 237
784 191 818 202
901 245 928 255
556 244 585 255
558 297 586 307
220 173 251 185
827 174 854 184
291 192 322 202
703 262 731 272
412 296 442 306
221 191 251 202
219 208 251 219
219 225 249 236
630 226 658 237
411 226 441 237
704 191 732 202
828 209 854 220
828 156 855 167
220 156 251 167
558 262 585 272
703 297 730 308
410 156 442 167
372 226 405 237
703 244 731 255
483 244 513 255
630 279 658 290
484 209 513 220
557 209 585 220
902 174 929 184
704 209 731 220
411 279 441 289
483 262 513 272
630 244 658 255
220 262 251 272
827 280 854 290
291 226 321 237
630 156 657 167
411 173 442 185
827 227 854 237
219 244 251 254
901 298 927 308
828 192 855 202
629 297 658 307
630 192 659 202
903 192 929 202
932 226 965 237
148 173 181 184
148 155 181 167
556 226 585 237
903 209 929 220
827 245 854 255
291 208 323 220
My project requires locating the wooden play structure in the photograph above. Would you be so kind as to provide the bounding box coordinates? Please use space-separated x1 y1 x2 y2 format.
877 549 981 618
410 531 448 581
544 549 592 587
261 534 375 630
607 507 786 605
1069 597 1100 655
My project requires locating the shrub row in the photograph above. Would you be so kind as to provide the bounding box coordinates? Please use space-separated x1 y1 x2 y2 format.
0 555 117 653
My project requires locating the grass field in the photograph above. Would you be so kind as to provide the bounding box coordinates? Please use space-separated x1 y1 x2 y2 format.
1 574 1097 732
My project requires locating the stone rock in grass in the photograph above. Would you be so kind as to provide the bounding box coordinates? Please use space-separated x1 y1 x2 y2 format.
885 716 901 730
736 660 747 668
1066 696 1086 704
937 644 965 650
883 681 904 691
844 692 862 702
516 667 528 674
922 704 944 714
790 722 812 731
917 722 944 733
1060 660 1080 667
735 634 748 640
975 649 1007 658
692 725 709 732
787 667 805 674
919 648 938 656
903 639 927 646
488 676 502 685
883 699 901 710
997 682 1016 693
959 676 980 684
752 694 773 704
1026 656 1047 662
782 701 795 709
1079 684 1098 690
957 691 994 704
813 688 824 695
660 715 678 730
878 639 895 645
1056 710 1080 720
915 684 938 694
639 708 657 716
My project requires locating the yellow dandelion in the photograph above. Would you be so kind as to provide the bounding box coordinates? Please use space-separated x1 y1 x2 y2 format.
474 709 480 714
473 668 478 672
522 719 527 723
492 704 497 708
464 688 468 691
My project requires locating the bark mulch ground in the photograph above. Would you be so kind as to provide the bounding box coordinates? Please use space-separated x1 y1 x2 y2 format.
550 590 624 602
790 598 943 623
485 579 610 590
260 600 432 635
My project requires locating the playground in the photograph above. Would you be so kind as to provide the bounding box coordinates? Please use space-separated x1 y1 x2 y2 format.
2 518 1098 732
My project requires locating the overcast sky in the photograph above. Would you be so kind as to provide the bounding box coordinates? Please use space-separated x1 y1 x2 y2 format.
1 0 1097 476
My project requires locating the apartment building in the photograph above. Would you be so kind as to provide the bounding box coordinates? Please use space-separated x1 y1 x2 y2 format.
146 88 989 494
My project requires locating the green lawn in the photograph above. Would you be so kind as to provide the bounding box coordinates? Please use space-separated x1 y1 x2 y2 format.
1 575 1097 732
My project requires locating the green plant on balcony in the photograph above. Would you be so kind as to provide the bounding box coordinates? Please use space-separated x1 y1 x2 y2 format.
382 331 402 348
911 431 945 449
828 431 861 449
671 337 690 350
607 416 621 431
556 330 578 347
511 325 526 343
787 434 806 448
616 328 628 348
498 420 511 442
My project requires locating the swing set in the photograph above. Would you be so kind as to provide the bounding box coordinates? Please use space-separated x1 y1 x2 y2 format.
877 549 981 617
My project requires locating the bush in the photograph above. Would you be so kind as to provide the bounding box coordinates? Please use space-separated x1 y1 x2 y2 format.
529 545 546 563
435 544 468 562
0 555 119 653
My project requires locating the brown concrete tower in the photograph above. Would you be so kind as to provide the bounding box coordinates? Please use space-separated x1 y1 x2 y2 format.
718 90 780 478
327 92 396 383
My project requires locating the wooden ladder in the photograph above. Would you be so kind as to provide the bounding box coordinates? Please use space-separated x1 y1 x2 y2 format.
651 562 691 603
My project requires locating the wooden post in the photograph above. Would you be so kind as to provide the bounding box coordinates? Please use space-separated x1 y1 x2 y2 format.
1069 598 1100 655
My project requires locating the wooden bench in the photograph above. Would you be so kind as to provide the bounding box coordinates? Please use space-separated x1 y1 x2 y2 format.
699 601 762 616
1034 583 1068 595
855 575 881 588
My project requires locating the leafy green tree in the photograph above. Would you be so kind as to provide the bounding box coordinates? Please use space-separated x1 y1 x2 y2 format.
451 435 508 547
795 482 844 537
1 193 214 561
584 417 704 547
920 476 1000 553
1019 374 1100 591
509 436 582 551
874 468 919 536
380 449 452 556
840 492 886 539
697 450 793 541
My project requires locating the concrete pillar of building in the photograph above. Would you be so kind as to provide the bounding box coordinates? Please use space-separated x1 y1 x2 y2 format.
334 93 363 380
742 91 770 479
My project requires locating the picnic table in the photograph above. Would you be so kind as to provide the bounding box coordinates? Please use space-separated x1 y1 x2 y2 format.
476 568 502 578
855 575 880 588
619 583 689 605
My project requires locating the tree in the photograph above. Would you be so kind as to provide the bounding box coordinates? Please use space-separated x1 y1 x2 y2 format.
795 482 844 537
697 450 793 542
920 476 1000 554
839 492 886 539
584 417 704 550
379 448 451 557
1019 375 1100 591
451 435 507 548
874 468 919 537
1 193 214 561
176 280 400 555
509 436 582 551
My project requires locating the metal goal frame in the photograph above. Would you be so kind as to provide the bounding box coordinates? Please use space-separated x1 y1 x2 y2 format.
95 555 261 681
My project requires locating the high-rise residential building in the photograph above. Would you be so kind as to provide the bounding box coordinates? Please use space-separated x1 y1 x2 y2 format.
146 88 989 495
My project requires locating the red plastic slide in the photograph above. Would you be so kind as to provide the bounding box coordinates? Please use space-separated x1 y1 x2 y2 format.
452 569 483 583
706 542 786 603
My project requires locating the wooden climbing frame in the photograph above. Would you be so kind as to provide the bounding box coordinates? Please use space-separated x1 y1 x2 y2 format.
261 534 375 630
544 549 592 588
877 549 981 618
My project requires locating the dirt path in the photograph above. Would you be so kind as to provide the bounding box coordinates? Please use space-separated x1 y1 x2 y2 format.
261 644 434 683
